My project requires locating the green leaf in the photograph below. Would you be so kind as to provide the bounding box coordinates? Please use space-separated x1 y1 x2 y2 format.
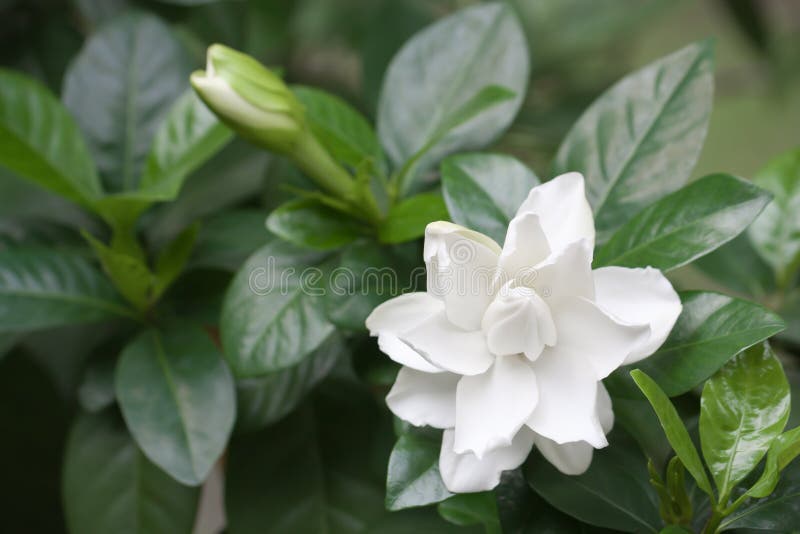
526 431 663 532
0 69 100 207
294 86 384 172
378 3 529 191
748 147 800 287
221 239 334 377
235 332 344 433
438 492 501 533
614 291 785 397
553 40 714 242
115 325 236 486
189 210 271 272
595 174 771 271
0 247 135 332
63 410 199 534
720 459 800 531
441 152 540 244
78 359 117 413
83 231 154 310
631 369 714 497
700 342 790 501
267 198 368 251
386 427 452 511
63 11 191 192
746 426 800 498
693 233 775 298
152 223 199 299
378 192 449 244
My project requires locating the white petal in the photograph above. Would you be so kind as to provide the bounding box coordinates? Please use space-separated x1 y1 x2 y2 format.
515 172 595 254
386 368 460 429
401 311 494 375
550 296 650 380
454 355 539 458
529 240 595 300
593 267 682 364
596 382 614 434
424 221 501 331
366 292 445 373
526 349 606 447
534 435 594 475
498 213 550 282
439 427 535 493
482 283 556 361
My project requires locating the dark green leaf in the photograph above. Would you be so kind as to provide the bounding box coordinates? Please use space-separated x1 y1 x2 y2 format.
378 192 449 244
221 239 334 377
441 152 540 244
720 459 800 531
63 11 191 192
595 174 771 271
748 147 800 286
386 427 452 511
438 492 500 533
631 369 714 496
267 198 368 251
189 210 271 272
692 233 775 298
116 326 236 486
152 223 199 299
553 41 714 242
63 410 199 534
746 426 800 498
0 69 100 207
700 342 790 501
378 3 529 191
0 247 135 332
614 291 785 397
78 359 117 413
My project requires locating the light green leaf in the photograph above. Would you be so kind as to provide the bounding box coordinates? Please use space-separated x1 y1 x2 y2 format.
595 174 771 271
63 410 199 534
615 291 785 397
631 369 714 497
378 3 529 192
438 492 500 533
267 198 368 250
189 210 271 272
700 342 790 501
115 326 236 486
386 427 452 511
553 40 714 242
152 223 199 299
441 152 539 244
220 239 334 377
63 11 191 192
748 147 800 287
746 426 800 499
378 192 449 244
82 231 154 310
0 69 100 207
78 359 117 413
0 247 135 332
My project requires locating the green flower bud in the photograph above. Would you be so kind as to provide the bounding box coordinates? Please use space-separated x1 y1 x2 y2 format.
190 44 304 153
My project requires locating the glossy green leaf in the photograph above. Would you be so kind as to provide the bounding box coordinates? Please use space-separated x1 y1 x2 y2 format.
378 3 528 190
294 86 384 172
267 199 368 251
615 291 785 397
221 240 334 377
441 152 540 244
63 11 191 192
378 192 449 244
438 492 501 533
720 460 800 531
553 40 714 242
746 426 800 498
595 174 771 271
116 326 236 486
748 147 800 286
0 247 135 332
0 69 100 207
189 210 271 272
692 233 775 298
235 333 345 433
63 410 199 534
386 427 452 511
526 431 662 532
700 342 790 501
631 369 714 497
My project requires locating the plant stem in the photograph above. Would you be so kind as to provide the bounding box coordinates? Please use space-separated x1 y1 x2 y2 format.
702 508 724 534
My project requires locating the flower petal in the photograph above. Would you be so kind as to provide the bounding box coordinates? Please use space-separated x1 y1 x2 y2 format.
454 355 539 458
550 296 650 380
482 283 556 361
593 266 682 364
439 427 535 493
530 239 595 300
401 311 494 375
597 382 614 433
386 368 460 429
526 349 606 447
424 221 501 331
515 172 595 254
498 213 550 282
534 435 594 475
366 292 445 372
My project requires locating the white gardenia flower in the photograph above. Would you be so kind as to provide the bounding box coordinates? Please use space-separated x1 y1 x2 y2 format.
366 172 682 493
